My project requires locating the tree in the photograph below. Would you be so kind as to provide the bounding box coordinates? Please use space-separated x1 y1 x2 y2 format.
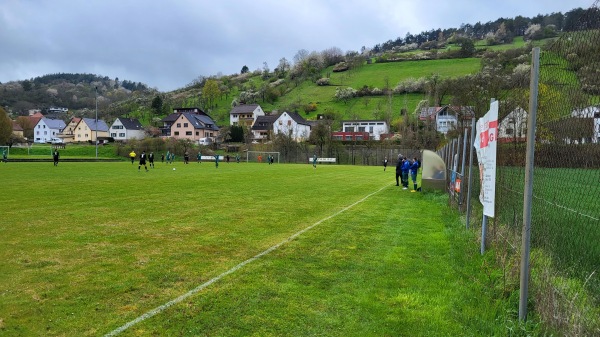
202 79 221 109
334 87 357 104
150 95 163 126
309 120 332 155
0 107 13 145
241 65 249 74
21 80 32 91
277 57 290 78
15 116 34 140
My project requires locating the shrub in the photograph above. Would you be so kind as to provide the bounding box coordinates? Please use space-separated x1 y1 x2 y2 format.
316 78 330 86
332 62 349 72
303 103 317 114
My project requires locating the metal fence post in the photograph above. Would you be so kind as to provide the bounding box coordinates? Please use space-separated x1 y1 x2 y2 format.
459 127 468 206
466 118 476 229
519 47 540 322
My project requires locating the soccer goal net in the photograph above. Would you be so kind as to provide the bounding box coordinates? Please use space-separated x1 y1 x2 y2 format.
246 151 280 163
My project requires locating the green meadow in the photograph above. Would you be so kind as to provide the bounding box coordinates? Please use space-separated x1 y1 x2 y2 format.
1 162 533 336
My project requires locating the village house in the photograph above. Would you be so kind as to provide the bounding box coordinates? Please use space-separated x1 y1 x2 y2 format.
60 117 81 143
161 107 219 143
229 104 265 126
498 107 527 143
334 120 389 141
110 117 145 141
33 118 66 143
419 106 474 134
272 112 312 141
251 114 279 141
73 118 109 143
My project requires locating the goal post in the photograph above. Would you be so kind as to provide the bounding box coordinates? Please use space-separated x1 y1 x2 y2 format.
246 151 280 163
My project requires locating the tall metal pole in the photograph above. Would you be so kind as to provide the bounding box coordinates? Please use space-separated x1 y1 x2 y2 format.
459 127 468 206
466 118 476 229
519 47 540 321
95 87 98 158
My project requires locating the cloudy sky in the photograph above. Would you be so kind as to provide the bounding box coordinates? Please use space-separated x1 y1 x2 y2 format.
0 0 594 92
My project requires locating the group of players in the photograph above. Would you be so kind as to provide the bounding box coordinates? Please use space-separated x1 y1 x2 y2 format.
391 155 420 192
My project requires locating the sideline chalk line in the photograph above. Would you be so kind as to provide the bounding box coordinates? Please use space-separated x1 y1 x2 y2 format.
104 183 392 336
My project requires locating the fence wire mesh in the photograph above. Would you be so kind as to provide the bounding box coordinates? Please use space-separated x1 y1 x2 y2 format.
440 3 600 335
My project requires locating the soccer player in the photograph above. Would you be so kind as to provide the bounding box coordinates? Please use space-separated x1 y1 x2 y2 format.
395 155 402 186
197 151 202 163
401 156 411 189
312 154 317 169
148 152 155 168
409 157 421 192
129 150 136 164
214 154 220 168
138 151 148 172
383 157 388 171
53 149 60 166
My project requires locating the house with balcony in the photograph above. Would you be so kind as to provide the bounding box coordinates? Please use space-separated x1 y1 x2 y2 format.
251 114 279 141
229 104 265 126
161 107 219 142
59 117 81 143
419 106 474 134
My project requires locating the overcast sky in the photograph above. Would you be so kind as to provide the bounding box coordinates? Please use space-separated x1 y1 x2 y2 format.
0 0 594 92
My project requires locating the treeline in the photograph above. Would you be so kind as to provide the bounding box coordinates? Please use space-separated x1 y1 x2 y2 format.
372 7 600 53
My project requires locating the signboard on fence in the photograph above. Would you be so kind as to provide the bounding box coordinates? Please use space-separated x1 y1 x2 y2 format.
474 100 498 217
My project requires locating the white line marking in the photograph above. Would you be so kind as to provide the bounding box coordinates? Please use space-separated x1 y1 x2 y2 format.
104 183 392 336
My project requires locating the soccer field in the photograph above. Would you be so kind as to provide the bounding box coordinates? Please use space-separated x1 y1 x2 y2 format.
0 161 503 336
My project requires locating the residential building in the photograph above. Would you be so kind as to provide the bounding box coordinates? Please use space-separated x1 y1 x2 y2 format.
11 121 24 139
419 106 474 134
33 118 66 143
60 117 81 143
161 107 219 142
251 114 278 141
73 118 109 143
498 108 527 143
272 112 312 141
339 120 389 140
110 118 145 141
229 104 265 126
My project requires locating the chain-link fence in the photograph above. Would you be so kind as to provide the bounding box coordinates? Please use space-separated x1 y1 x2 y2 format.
440 4 600 335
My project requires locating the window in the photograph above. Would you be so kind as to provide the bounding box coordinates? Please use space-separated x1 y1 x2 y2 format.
44 131 47 135
111 133 117 137
184 123 188 127
279 120 282 125
345 136 352 140
119 133 125 137
85 134 88 138
358 127 365 132
344 127 354 132
36 131 40 135
177 123 181 127
174 131 179 136
186 131 192 136
287 120 292 126
505 128 514 135
196 132 199 136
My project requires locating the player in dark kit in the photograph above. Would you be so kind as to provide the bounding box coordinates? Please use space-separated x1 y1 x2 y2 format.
53 149 60 166
148 152 155 168
138 151 148 172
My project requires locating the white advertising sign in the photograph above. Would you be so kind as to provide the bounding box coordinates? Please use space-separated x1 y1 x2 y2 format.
474 100 498 217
